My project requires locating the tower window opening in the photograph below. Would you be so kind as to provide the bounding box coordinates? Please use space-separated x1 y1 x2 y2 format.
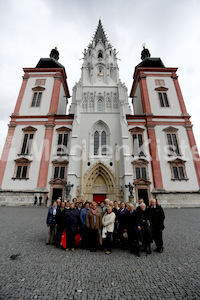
31 92 42 107
158 92 169 107
94 131 99 155
98 51 103 58
101 131 107 155
97 99 103 112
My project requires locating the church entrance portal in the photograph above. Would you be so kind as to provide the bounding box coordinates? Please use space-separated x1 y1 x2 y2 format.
52 188 62 201
138 189 149 206
93 194 106 204
78 161 122 202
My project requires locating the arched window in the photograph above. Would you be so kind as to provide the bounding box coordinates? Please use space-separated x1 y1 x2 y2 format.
97 99 103 112
98 51 103 58
94 131 99 155
92 121 109 156
101 131 106 155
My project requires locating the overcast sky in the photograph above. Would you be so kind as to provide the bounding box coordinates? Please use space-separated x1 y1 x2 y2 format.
0 0 200 157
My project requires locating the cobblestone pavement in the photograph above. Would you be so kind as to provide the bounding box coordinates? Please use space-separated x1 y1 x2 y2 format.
0 207 200 300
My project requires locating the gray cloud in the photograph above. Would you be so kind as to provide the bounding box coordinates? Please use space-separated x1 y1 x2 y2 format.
0 0 200 155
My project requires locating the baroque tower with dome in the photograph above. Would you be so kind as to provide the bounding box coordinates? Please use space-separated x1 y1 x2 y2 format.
0 20 200 207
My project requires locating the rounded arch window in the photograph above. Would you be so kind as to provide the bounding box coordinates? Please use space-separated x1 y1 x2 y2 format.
97 99 103 112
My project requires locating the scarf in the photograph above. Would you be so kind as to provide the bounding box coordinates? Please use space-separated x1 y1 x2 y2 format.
91 208 97 215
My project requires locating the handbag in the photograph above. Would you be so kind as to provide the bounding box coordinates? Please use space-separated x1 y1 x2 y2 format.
102 227 107 239
74 233 82 246
123 231 128 239
147 224 153 242
60 229 66 249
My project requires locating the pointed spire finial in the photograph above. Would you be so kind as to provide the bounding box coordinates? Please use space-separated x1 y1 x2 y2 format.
93 18 107 46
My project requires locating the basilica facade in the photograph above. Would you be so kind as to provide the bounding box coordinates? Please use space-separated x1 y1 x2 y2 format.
0 20 200 207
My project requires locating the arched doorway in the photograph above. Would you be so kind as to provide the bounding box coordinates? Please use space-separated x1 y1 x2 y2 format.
78 161 122 202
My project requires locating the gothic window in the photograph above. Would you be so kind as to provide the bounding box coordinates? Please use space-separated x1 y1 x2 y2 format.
13 158 31 180
101 131 106 155
98 51 103 58
31 86 45 107
168 159 188 181
94 131 107 156
92 122 109 156
94 131 99 155
97 99 103 112
20 126 37 155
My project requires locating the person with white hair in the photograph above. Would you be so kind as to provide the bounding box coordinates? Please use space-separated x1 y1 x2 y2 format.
102 198 110 215
102 205 116 255
126 203 140 256
137 203 152 254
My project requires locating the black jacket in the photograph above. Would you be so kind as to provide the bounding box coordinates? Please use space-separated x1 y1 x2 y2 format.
55 208 65 227
64 208 80 233
148 205 165 230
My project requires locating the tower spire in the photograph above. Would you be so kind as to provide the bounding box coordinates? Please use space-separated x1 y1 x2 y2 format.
93 18 108 46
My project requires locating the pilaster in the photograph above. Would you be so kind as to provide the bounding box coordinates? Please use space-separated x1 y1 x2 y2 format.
0 123 16 187
146 122 163 189
37 120 55 188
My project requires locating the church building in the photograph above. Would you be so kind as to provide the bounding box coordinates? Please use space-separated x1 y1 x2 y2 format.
0 20 200 207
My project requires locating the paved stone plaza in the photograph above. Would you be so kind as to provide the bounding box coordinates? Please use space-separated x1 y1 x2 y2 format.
0 206 199 300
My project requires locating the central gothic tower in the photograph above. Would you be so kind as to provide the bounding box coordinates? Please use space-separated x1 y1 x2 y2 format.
68 19 132 202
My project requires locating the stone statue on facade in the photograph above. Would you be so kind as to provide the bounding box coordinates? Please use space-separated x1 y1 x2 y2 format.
66 181 74 196
125 182 134 196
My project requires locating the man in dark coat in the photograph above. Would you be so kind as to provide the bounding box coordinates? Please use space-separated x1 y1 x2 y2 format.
55 201 66 248
126 204 140 256
118 202 128 250
39 195 42 206
46 201 57 245
148 199 165 253
80 201 90 249
64 202 80 251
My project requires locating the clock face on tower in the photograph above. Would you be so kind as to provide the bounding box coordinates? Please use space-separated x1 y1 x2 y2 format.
98 67 103 77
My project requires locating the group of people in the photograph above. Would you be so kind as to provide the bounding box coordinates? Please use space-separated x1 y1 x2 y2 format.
34 195 49 206
46 198 165 256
